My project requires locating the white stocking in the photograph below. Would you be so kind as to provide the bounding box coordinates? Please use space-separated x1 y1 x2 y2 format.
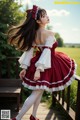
16 90 43 120
32 91 44 118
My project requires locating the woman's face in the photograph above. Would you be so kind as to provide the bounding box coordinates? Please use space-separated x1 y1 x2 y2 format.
37 11 50 26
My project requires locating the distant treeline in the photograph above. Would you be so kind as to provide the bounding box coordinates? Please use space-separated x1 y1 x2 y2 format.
64 43 80 48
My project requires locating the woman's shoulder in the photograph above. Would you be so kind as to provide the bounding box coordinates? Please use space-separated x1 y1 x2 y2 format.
36 29 55 43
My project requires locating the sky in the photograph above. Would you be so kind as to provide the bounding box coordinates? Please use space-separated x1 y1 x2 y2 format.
16 0 80 43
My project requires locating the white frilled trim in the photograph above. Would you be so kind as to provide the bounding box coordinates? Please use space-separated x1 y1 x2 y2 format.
22 75 75 93
22 60 77 93
18 48 34 69
35 35 56 72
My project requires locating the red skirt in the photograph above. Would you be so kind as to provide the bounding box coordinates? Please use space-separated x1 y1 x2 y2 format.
22 44 77 92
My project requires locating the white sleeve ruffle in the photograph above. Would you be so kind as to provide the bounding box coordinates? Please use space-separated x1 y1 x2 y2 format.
18 48 34 69
35 36 56 72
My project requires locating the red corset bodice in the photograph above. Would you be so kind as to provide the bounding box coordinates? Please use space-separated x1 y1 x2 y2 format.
42 41 58 50
32 41 58 50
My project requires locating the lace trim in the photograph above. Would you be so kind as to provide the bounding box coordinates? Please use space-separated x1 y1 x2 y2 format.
22 74 76 92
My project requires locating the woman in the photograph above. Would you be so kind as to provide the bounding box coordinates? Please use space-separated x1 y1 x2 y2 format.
8 5 77 120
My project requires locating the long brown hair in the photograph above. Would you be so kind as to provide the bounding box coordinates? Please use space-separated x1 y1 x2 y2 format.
8 7 46 51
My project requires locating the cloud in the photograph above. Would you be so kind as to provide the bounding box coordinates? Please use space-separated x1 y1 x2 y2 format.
72 28 80 32
18 0 41 5
53 23 62 27
21 0 32 5
48 22 62 32
16 0 32 5
47 9 70 17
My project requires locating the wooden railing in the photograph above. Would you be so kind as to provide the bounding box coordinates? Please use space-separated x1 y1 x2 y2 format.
0 57 22 111
52 75 80 120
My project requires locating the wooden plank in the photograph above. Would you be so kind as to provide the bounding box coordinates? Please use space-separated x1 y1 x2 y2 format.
75 75 80 81
0 79 22 87
66 86 70 111
75 81 80 120
52 92 57 106
55 95 75 120
0 61 2 78
0 87 21 93
58 91 61 101
0 93 20 97
62 90 65 105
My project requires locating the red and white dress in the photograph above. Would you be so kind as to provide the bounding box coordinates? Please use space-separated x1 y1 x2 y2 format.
18 35 77 92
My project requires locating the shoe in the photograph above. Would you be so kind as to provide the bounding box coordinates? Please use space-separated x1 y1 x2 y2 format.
9 118 16 120
30 115 39 120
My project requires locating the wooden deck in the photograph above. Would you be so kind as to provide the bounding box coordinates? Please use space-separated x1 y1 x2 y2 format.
22 102 69 120
0 99 69 120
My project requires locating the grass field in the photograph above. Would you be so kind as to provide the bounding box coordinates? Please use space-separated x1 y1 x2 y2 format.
56 47 80 76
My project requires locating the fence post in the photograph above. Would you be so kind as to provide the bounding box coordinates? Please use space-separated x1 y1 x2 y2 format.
0 61 2 78
66 86 70 111
75 80 80 120
52 92 57 106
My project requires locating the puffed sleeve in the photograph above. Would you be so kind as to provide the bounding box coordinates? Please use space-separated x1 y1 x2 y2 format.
18 47 34 69
35 35 56 72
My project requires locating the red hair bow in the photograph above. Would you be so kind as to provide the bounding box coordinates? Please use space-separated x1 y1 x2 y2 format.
26 5 39 20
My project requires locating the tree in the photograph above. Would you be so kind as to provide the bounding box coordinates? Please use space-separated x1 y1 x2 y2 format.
0 0 25 60
0 0 25 78
57 37 64 47
55 33 60 39
46 25 53 30
0 0 24 25
55 33 64 47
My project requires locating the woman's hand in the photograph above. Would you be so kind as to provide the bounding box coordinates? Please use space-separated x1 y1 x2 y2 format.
34 69 40 81
19 69 26 79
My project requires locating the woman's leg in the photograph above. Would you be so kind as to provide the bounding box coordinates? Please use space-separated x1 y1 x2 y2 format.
16 90 43 120
32 91 44 118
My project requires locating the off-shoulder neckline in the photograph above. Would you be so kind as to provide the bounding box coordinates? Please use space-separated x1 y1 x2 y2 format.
33 36 56 47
